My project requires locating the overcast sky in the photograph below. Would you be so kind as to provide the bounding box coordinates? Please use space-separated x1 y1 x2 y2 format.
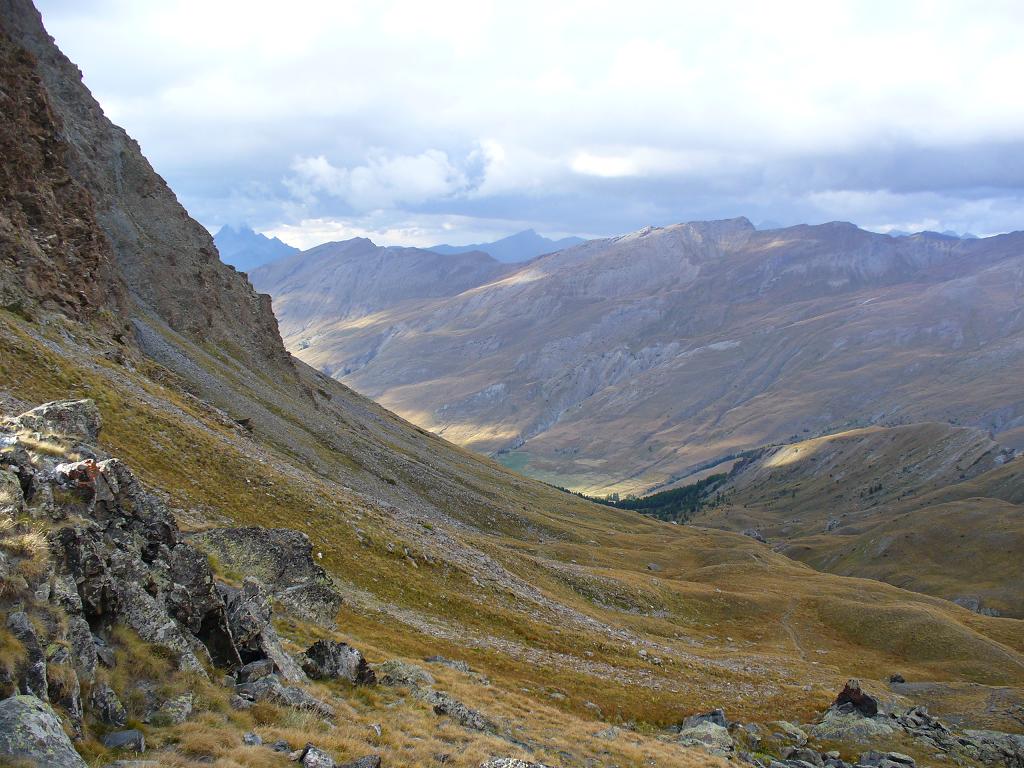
37 0 1024 248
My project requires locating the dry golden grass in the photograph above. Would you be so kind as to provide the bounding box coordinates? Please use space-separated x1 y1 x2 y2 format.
2 309 1023 761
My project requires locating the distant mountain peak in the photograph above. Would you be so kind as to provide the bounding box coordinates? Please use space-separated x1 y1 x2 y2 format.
429 229 586 263
213 223 299 272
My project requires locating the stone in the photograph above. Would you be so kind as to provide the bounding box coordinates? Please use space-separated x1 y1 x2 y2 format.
770 720 808 745
301 744 337 768
678 721 733 754
237 658 276 684
782 746 824 766
421 689 494 732
811 709 894 743
270 739 292 752
0 695 87 767
375 659 435 688
302 640 376 684
480 762 554 768
91 681 128 726
243 732 262 746
46 663 83 736
6 611 47 700
235 674 335 719
888 674 906 684
742 528 767 543
102 729 146 752
834 679 880 717
13 399 101 443
153 693 192 725
189 527 343 626
424 655 471 673
680 707 729 729
220 578 306 682
339 756 381 768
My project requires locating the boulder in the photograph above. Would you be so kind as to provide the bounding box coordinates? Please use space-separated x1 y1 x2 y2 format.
13 399 101 443
374 659 434 688
152 693 192 725
234 674 335 719
302 640 375 684
833 679 880 717
480 760 554 768
339 757 381 768
221 578 306 682
189 527 343 626
90 682 128 726
300 744 337 768
680 707 729 729
102 729 146 752
237 657 276 684
678 720 734 754
420 689 494 732
243 732 262 746
811 709 894 743
0 695 88 767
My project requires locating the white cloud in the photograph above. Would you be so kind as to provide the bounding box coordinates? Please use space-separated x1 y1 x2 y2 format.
36 0 1024 241
288 149 468 210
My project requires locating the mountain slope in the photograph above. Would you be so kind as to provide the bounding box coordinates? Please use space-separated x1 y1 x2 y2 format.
214 223 300 272
261 217 1024 494
3 2 1024 764
430 229 586 263
691 423 1024 617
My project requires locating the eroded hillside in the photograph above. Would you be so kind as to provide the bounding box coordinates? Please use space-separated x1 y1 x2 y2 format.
259 219 1024 495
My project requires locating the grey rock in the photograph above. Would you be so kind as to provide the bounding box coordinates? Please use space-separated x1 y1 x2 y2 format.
235 674 335 719
102 729 146 752
811 710 894 743
374 659 434 688
90 682 128 726
6 611 47 700
237 658 276 684
420 689 494 732
480 760 554 768
680 707 729 729
271 739 292 752
678 720 733 753
153 693 192 725
338 756 381 768
190 527 343 626
13 399 101 442
301 744 337 768
424 655 471 673
742 528 767 543
243 731 262 746
221 577 306 682
0 695 87 767
302 640 375 684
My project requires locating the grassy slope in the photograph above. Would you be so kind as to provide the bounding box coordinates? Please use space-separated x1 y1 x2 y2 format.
4 310 1024 748
696 423 1024 617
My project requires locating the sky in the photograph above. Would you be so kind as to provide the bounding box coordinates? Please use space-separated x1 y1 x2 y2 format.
37 0 1024 249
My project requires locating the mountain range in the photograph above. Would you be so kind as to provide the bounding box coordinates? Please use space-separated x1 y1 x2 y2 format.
429 229 586 263
255 218 1024 495
2 1 1024 765
213 223 300 272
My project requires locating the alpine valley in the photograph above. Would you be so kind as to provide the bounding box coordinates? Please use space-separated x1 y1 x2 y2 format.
1 1 1023 768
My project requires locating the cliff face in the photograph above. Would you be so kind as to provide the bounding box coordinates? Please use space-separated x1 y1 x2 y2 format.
0 18 126 324
0 0 292 375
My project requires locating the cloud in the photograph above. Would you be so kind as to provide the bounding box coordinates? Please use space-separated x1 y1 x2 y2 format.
35 0 1024 243
287 150 469 211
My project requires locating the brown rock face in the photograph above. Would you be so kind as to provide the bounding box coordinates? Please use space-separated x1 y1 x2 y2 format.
0 0 292 375
0 20 125 323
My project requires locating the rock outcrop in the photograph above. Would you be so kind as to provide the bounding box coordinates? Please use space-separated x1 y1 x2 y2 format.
190 526 343 627
0 695 87 767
